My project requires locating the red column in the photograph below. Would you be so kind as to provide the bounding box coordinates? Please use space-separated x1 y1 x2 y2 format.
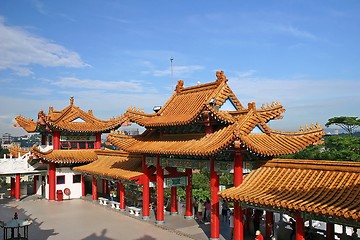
118 181 125 211
170 186 178 215
41 134 47 145
295 212 305 240
81 175 86 197
53 131 60 150
92 176 98 200
15 173 21 200
48 163 56 200
234 151 244 240
142 155 150 220
156 155 165 224
326 223 335 240
210 158 220 239
185 168 193 219
33 176 37 194
265 211 274 238
95 133 101 149
10 177 15 197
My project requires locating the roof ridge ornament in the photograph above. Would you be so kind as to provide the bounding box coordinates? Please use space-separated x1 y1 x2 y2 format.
175 80 184 93
215 70 227 84
70 96 74 105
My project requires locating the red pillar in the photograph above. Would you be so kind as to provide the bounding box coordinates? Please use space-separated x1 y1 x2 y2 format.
210 158 220 239
48 163 56 200
10 177 15 197
92 176 98 200
142 155 150 220
234 151 244 240
95 132 101 149
156 155 165 224
170 186 178 215
295 212 305 240
326 223 335 240
118 181 125 211
185 168 193 219
265 211 274 238
53 131 60 150
15 173 21 200
81 175 86 197
33 176 37 194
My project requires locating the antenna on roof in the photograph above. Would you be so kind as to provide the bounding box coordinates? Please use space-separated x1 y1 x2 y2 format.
170 57 174 91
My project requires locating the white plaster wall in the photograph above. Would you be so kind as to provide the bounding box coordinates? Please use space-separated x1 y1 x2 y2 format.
42 167 83 200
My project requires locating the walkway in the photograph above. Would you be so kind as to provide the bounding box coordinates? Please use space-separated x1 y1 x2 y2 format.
0 195 258 240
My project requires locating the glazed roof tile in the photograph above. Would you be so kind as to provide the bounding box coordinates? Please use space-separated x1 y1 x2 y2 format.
125 72 244 127
15 97 126 133
73 150 143 181
8 144 29 157
31 147 98 164
108 118 324 157
220 159 360 221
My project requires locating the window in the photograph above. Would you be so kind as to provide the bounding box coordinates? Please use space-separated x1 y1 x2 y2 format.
56 175 65 184
73 175 81 183
60 141 71 149
79 142 86 149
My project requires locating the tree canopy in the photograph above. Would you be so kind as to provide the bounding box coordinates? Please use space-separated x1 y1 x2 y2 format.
325 116 360 136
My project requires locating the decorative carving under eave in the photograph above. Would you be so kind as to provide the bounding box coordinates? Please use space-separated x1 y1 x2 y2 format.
215 70 227 84
175 80 184 93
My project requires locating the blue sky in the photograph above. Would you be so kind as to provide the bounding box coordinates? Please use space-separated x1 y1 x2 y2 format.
0 0 359 136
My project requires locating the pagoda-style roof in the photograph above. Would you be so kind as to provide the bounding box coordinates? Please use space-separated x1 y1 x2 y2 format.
15 97 126 133
73 150 143 181
30 147 98 164
108 102 324 157
125 71 246 127
8 144 29 157
220 159 360 223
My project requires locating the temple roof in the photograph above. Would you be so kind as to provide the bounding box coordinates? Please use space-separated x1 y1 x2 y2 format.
73 150 143 181
220 159 360 222
108 107 324 157
124 71 245 127
8 144 29 157
30 147 98 164
15 97 126 133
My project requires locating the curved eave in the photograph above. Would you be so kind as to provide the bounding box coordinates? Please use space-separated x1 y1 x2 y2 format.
107 124 237 156
31 148 98 164
220 159 360 221
239 128 325 156
73 151 143 181
47 120 125 133
15 116 38 133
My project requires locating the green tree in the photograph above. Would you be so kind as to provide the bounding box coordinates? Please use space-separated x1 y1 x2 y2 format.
325 116 360 136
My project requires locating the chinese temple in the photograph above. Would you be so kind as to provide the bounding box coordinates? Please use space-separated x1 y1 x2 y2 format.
14 97 126 200
106 71 325 239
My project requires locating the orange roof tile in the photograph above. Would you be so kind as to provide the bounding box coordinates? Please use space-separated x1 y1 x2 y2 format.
73 150 143 181
220 159 360 222
31 147 98 164
15 97 126 133
125 71 244 127
108 115 323 157
8 144 29 157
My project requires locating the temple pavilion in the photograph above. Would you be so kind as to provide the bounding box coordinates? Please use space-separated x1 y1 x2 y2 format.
105 71 329 240
14 97 127 200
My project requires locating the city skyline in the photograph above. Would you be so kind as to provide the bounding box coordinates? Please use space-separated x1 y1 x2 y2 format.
1 1 359 136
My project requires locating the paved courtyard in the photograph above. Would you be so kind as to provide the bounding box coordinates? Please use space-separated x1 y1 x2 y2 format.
1 195 252 240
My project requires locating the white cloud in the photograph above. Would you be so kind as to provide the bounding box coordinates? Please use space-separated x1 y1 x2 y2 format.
49 77 144 92
0 16 89 76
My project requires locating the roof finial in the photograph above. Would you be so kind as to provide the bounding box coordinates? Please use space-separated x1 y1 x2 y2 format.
215 70 227 84
175 80 184 93
70 96 74 105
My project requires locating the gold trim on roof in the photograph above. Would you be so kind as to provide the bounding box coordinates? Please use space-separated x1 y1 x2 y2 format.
31 147 98 164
